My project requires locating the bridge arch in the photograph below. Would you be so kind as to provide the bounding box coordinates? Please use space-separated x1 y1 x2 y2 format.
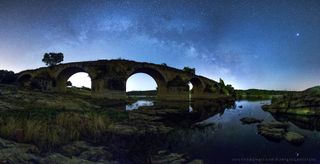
126 67 167 96
188 77 205 100
189 77 204 93
55 66 93 93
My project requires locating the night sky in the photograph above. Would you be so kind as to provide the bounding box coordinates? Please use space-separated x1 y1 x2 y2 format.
0 0 319 90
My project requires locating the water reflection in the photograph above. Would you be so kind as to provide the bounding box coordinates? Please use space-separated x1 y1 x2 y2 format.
126 100 154 110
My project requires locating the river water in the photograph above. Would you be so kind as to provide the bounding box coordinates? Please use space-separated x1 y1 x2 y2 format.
127 99 320 163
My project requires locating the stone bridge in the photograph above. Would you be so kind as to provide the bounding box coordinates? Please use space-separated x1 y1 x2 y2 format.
17 60 234 101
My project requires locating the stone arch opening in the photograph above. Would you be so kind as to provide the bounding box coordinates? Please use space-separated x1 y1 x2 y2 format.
126 73 157 98
55 67 93 94
17 74 32 87
67 72 92 89
126 67 166 98
188 77 204 100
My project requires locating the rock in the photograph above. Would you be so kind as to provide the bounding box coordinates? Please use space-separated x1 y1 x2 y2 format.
79 147 113 162
157 150 168 155
61 141 113 162
238 105 243 108
257 122 289 141
61 141 90 156
263 86 320 116
240 117 263 124
151 152 187 164
192 121 215 128
39 153 93 164
257 122 306 145
284 132 305 145
257 126 286 141
187 159 204 164
0 138 40 163
259 121 289 129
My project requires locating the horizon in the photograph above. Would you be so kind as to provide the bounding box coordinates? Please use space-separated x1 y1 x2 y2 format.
1 0 320 91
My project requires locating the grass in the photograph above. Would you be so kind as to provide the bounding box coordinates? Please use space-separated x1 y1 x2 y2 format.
0 111 112 151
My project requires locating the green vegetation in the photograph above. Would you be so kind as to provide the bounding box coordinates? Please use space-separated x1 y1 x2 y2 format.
42 52 64 66
0 111 111 150
161 63 168 67
127 90 157 96
66 86 92 97
263 86 320 116
182 67 195 74
235 89 295 100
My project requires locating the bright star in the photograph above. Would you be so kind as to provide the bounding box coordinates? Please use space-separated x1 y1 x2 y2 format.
296 33 300 37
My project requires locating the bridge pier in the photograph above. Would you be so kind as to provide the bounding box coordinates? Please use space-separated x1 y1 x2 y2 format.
157 86 190 101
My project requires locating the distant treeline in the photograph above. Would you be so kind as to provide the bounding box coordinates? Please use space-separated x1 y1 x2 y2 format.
235 89 298 100
126 90 156 96
0 70 17 84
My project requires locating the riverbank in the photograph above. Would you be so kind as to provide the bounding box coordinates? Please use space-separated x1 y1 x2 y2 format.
0 84 233 163
262 86 320 116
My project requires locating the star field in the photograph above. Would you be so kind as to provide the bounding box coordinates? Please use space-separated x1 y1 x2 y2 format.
0 0 319 90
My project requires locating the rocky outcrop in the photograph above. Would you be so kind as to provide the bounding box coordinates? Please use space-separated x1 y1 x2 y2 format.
262 86 320 116
284 132 305 145
257 122 304 145
0 137 117 164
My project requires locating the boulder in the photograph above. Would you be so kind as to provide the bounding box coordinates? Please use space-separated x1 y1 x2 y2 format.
257 122 305 145
240 117 263 124
187 159 204 164
257 122 289 141
61 141 113 162
284 132 305 145
257 126 286 141
151 152 187 164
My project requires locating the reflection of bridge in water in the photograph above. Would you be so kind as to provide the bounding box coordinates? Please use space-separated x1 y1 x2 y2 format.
123 99 236 126
17 60 234 101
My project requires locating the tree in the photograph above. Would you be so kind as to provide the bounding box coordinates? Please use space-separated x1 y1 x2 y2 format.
161 63 168 67
183 67 195 74
42 52 64 66
66 81 72 87
0 70 16 84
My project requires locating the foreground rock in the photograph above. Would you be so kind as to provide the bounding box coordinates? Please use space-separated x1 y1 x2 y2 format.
257 122 288 141
284 132 305 145
0 137 118 164
257 121 304 145
61 141 114 162
262 86 320 116
240 117 263 124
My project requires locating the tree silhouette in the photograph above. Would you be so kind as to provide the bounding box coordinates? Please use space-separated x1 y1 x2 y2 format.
66 81 72 87
42 52 64 66
183 67 195 74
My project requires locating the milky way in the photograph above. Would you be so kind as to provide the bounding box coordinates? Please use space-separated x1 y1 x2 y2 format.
0 0 319 90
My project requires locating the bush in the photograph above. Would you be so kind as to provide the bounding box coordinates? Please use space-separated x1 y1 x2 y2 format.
183 67 195 74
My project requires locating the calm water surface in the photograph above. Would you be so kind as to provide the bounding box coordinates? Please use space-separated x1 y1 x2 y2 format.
167 100 320 163
128 99 320 162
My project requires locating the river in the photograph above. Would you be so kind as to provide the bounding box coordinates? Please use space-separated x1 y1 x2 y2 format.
126 99 320 163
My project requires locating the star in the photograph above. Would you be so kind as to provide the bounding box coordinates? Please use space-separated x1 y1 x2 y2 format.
296 33 300 37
